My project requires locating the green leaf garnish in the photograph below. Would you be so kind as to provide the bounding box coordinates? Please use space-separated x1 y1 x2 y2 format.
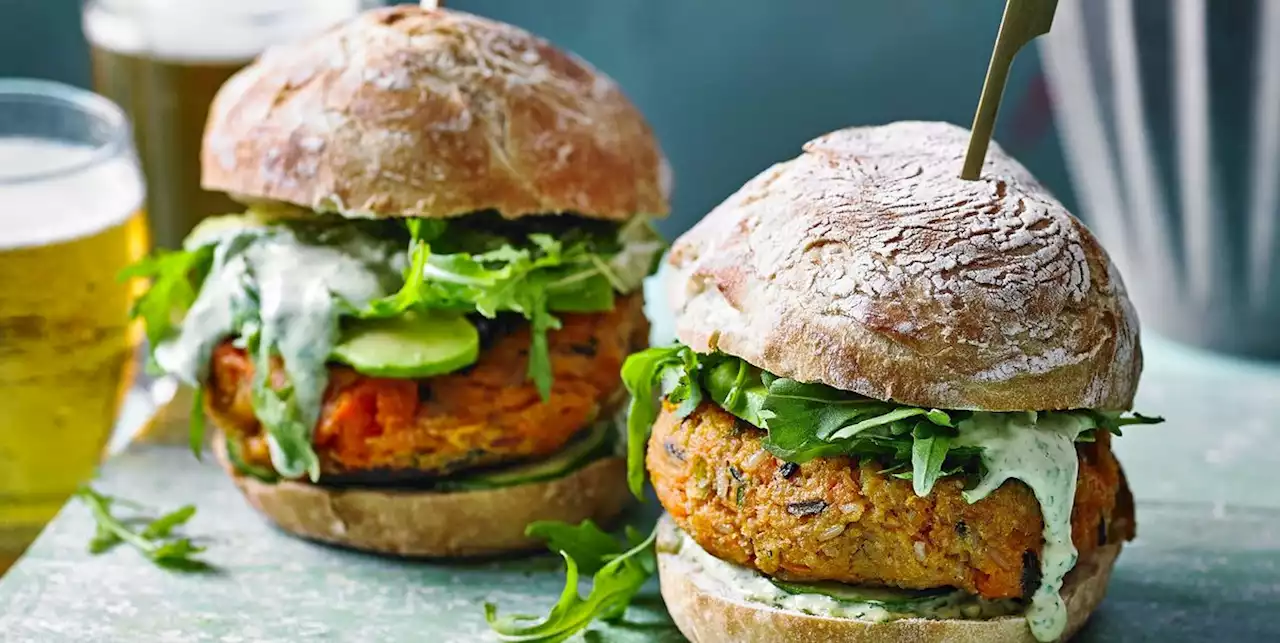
703 357 768 427
189 387 206 460
486 520 656 643
619 344 1163 497
910 425 952 496
75 486 212 572
620 345 704 498
119 245 215 351
525 520 628 576
362 215 662 401
223 434 280 483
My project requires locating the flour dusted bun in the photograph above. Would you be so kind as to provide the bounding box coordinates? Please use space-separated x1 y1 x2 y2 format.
202 5 670 221
656 515 1120 643
667 121 1140 411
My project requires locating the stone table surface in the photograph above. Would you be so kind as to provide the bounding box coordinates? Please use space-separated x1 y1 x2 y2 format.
1 336 1279 642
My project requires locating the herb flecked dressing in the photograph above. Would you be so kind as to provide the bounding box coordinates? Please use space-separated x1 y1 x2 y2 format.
956 411 1094 642
156 223 405 477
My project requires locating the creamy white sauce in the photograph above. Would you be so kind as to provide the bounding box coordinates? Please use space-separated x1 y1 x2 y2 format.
672 528 1022 622
156 221 404 477
955 411 1097 642
155 216 659 479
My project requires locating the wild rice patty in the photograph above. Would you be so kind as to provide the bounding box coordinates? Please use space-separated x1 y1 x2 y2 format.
647 401 1134 600
208 295 647 478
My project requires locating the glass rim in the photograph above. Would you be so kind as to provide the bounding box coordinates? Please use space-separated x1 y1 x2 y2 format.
0 78 132 186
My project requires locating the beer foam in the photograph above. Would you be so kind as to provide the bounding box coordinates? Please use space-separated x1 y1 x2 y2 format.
0 138 144 250
83 0 368 63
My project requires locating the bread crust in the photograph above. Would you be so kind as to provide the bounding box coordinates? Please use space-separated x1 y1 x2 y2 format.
201 5 670 221
657 515 1120 643
212 431 631 557
667 121 1140 411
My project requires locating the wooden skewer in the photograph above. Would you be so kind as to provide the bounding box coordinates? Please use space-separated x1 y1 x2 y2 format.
961 0 1060 180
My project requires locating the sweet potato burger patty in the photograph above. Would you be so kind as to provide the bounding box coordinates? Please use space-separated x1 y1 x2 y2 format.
647 401 1135 600
208 295 647 477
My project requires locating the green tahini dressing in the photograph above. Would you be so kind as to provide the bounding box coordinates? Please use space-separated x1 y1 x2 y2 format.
956 411 1095 642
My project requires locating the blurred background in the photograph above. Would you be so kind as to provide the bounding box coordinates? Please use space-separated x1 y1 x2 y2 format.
0 0 1076 236
2 0 1279 577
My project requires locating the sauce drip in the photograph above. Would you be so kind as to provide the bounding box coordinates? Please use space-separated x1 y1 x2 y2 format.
957 411 1095 642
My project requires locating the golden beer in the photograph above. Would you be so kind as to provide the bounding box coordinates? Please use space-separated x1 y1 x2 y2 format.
83 0 378 249
0 84 148 575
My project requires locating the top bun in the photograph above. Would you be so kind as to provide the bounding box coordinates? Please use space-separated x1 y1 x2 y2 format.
668 121 1140 411
201 5 670 221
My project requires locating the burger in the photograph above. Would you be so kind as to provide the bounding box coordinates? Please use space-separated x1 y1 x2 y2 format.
126 5 668 557
618 122 1160 642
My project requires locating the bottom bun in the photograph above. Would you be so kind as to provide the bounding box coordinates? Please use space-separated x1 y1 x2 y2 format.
212 432 631 557
657 515 1121 643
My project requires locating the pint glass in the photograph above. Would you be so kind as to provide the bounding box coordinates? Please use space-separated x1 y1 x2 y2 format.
0 80 149 574
83 0 381 249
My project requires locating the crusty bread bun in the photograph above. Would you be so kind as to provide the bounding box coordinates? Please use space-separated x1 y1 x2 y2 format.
667 121 1140 411
656 515 1120 643
211 431 631 557
201 5 670 221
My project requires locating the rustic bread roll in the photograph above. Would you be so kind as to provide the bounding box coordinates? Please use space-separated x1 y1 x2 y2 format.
202 4 670 221
667 121 1140 411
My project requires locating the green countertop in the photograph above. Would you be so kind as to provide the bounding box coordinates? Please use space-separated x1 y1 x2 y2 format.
2 333 1279 642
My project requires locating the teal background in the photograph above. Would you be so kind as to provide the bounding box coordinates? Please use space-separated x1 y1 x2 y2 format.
0 0 1078 238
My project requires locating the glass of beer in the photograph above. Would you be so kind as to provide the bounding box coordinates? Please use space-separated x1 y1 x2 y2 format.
0 79 148 575
82 0 382 250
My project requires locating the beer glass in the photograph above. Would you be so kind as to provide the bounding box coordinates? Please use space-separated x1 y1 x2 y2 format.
0 80 148 574
82 0 382 250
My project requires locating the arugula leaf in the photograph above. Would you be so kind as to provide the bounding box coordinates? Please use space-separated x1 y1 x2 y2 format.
364 216 658 401
619 347 1163 502
1089 410 1166 434
247 329 320 481
525 520 624 576
139 505 196 540
620 345 703 498
75 486 211 572
606 217 667 290
703 357 768 427
223 434 280 483
910 424 952 496
119 245 215 349
189 387 206 460
359 219 446 318
486 521 657 643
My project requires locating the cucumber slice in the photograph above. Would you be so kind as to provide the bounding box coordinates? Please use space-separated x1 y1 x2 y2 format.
444 418 614 490
331 312 479 378
770 580 954 606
